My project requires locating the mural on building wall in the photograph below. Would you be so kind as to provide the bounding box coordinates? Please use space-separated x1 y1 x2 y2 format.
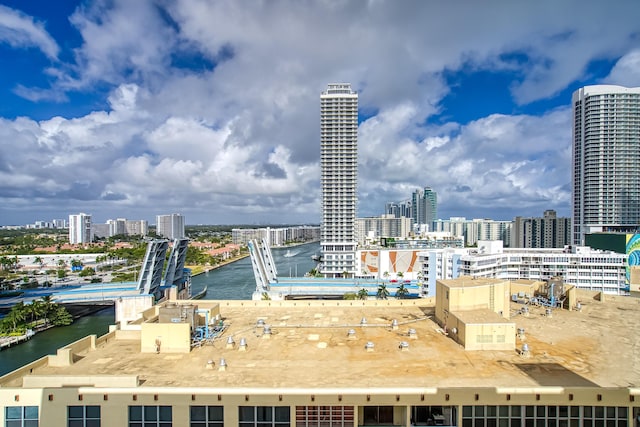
625 234 640 291
360 251 379 274
388 250 419 274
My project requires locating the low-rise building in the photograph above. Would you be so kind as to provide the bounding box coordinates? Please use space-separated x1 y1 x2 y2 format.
1 292 638 426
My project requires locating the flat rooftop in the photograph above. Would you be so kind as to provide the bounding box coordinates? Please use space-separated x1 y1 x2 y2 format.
4 292 639 390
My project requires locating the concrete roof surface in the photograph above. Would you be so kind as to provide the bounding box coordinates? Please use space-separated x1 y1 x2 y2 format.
9 293 640 390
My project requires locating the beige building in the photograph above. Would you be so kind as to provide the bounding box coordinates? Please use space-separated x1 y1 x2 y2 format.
1 293 639 426
435 277 515 351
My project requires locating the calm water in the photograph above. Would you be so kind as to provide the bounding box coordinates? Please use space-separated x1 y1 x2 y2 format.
0 242 319 376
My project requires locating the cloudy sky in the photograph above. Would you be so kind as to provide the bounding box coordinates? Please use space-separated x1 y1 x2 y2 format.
1 0 639 226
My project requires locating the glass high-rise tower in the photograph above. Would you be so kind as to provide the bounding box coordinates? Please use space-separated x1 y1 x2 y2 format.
320 83 358 278
572 85 640 245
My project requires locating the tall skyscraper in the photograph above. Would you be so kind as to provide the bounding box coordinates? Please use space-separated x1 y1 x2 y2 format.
68 213 93 244
572 85 640 244
320 83 358 278
411 187 437 230
156 213 185 239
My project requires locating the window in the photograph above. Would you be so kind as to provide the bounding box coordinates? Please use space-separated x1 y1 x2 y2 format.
5 406 38 427
128 406 172 427
239 406 290 426
190 406 223 427
68 406 101 427
295 406 354 427
362 406 394 425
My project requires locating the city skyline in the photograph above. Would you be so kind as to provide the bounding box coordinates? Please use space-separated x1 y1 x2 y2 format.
0 1 639 225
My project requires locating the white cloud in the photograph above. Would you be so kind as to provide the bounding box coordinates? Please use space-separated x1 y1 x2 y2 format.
604 49 640 86
0 5 59 59
1 0 639 224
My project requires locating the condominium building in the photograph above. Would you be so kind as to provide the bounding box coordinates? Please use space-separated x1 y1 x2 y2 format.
320 83 358 278
356 215 412 245
232 226 320 247
125 219 148 236
512 210 571 248
433 217 513 247
457 240 627 295
68 213 93 244
411 187 437 230
385 200 411 219
156 214 185 240
1 295 638 426
572 85 640 245
107 218 127 236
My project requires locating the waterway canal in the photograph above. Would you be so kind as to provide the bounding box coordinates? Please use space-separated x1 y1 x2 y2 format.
0 242 319 376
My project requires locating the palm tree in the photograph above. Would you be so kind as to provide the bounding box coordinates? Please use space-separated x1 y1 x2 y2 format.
395 284 409 299
397 271 404 280
357 288 369 300
6 302 26 333
40 295 54 326
383 271 389 281
33 256 44 269
376 284 389 300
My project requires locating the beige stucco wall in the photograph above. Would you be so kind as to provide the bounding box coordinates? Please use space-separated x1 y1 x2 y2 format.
0 387 637 427
140 322 191 353
436 278 511 325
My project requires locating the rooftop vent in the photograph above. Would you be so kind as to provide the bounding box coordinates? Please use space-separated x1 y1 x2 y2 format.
256 319 266 327
239 337 247 351
365 342 375 352
518 328 525 340
408 328 418 339
545 308 552 318
262 325 272 339
226 336 235 349
520 343 531 358
218 358 227 371
206 359 214 370
399 341 409 351
347 329 356 340
391 319 399 330
360 317 367 326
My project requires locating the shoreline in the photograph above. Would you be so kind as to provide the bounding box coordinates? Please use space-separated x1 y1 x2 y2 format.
187 253 249 277
187 240 320 277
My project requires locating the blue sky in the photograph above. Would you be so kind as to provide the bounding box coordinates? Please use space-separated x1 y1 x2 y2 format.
0 0 639 226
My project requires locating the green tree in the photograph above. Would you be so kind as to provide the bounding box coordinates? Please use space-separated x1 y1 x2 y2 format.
357 288 369 300
57 269 67 279
33 256 43 268
49 306 73 326
395 284 409 299
376 284 389 300
79 267 96 277
4 302 26 333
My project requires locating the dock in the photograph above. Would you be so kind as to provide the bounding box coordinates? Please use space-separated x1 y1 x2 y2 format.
0 329 34 351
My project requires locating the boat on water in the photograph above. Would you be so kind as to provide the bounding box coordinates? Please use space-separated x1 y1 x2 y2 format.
283 250 298 258
311 253 323 262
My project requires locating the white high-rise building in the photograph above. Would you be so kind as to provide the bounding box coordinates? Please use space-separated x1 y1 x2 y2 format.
572 85 640 244
68 213 93 244
320 83 358 278
156 213 185 239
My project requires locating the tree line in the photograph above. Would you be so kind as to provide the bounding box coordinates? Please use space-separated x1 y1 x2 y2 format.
0 296 72 335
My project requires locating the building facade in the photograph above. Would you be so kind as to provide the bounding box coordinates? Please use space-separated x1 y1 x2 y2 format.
1 298 639 427
232 226 320 247
320 83 358 278
411 187 437 230
356 215 412 245
572 85 640 245
156 214 185 240
433 217 513 247
512 210 571 248
68 213 92 244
